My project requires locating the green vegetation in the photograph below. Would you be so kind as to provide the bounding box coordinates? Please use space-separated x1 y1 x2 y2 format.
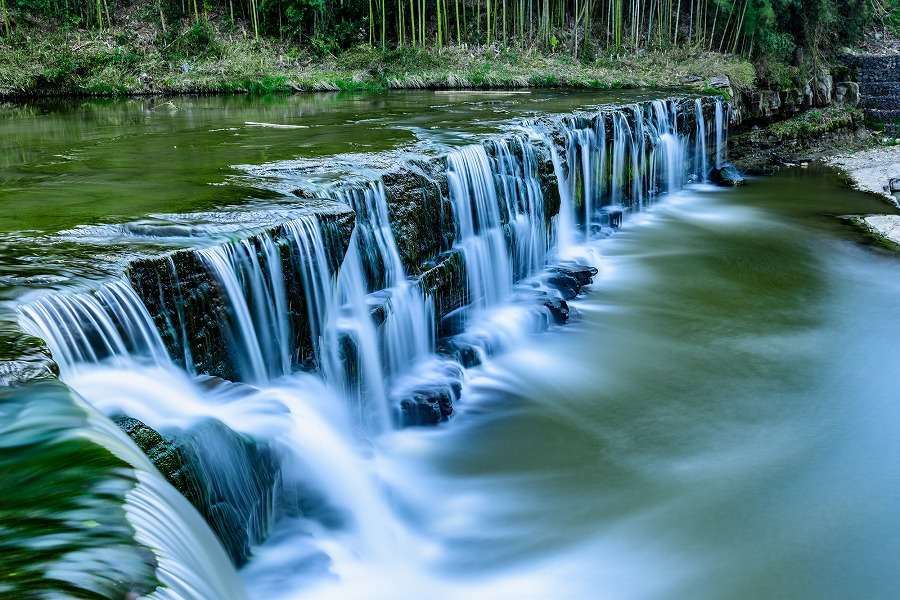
765 105 861 141
0 0 894 96
0 31 756 96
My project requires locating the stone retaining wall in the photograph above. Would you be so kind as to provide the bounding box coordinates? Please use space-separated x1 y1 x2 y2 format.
852 54 900 135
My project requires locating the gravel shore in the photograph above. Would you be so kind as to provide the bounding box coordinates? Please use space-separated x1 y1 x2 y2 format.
824 146 900 245
824 145 900 203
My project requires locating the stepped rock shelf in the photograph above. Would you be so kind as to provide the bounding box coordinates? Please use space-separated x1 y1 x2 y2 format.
1 91 729 598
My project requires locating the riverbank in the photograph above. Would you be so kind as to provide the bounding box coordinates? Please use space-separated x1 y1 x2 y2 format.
824 145 900 203
822 146 900 246
729 105 875 170
0 25 755 98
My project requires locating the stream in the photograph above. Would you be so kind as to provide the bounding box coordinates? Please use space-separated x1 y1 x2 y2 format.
1 91 898 600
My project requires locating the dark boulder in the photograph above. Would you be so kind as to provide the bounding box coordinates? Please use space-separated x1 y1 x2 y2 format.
604 208 624 229
550 265 598 286
709 163 746 187
542 299 570 324
399 386 454 427
113 416 192 496
546 273 581 300
396 363 464 427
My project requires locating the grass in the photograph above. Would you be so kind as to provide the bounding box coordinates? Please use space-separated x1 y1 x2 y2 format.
0 22 757 98
765 106 862 141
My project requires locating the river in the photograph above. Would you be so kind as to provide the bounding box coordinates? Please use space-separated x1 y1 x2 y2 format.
1 91 898 599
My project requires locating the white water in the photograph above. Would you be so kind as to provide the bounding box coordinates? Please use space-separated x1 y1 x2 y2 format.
17 96 729 599
75 387 250 600
695 98 709 181
19 279 169 378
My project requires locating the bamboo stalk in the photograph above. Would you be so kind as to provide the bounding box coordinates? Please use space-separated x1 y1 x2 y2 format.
673 0 681 46
1 0 8 38
731 0 748 54
409 0 416 45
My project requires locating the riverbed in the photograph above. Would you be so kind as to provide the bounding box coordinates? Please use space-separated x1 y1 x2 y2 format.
2 92 899 599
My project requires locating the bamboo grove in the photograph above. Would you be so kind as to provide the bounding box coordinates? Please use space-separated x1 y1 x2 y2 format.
1 0 889 60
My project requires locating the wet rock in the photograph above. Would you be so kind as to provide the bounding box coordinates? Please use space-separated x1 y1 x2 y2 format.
890 177 900 193
605 208 624 229
418 250 469 325
438 305 470 339
542 299 570 324
115 416 282 567
546 273 580 300
709 163 746 187
129 210 354 380
550 265 598 286
400 395 442 426
113 416 191 495
383 158 454 276
0 359 56 386
398 385 456 427
456 343 482 368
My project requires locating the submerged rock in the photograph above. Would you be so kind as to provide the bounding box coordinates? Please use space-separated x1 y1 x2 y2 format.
550 265 598 286
399 387 452 426
745 165 777 176
113 416 191 495
115 416 282 566
709 163 746 187
542 299 570 324
1 383 161 599
546 273 581 300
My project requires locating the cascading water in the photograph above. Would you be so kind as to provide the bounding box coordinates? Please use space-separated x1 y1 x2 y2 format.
545 97 719 257
715 99 728 168
325 181 435 377
695 98 709 181
447 144 516 308
14 95 731 599
198 233 290 385
282 216 341 373
19 279 170 377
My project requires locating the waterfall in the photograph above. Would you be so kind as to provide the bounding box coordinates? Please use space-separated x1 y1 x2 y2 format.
715 99 726 168
18 279 170 378
492 137 548 281
537 97 716 252
695 98 709 181
327 181 435 374
282 216 341 372
447 145 515 309
318 180 439 431
446 137 549 310
13 95 732 598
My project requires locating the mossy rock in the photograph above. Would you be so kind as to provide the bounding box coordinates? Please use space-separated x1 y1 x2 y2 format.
115 415 283 567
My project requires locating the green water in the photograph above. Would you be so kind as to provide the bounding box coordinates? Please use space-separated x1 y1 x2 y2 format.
0 90 653 234
3 92 900 599
0 89 658 367
408 166 900 599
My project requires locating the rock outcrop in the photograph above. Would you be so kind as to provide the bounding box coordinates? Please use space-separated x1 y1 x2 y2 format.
114 415 282 567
